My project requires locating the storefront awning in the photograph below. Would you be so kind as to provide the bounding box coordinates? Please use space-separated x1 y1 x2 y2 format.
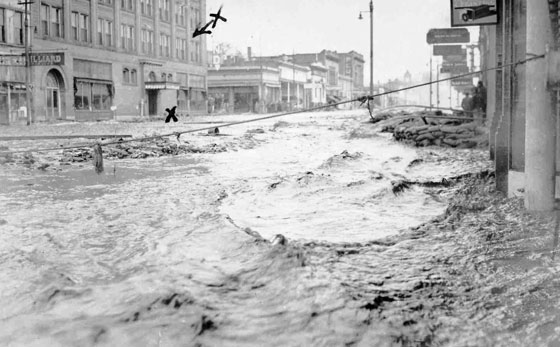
327 95 342 103
145 81 180 90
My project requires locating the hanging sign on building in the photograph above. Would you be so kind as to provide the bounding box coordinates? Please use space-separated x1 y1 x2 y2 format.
451 76 474 86
433 45 464 56
450 0 498 27
426 28 470 44
443 53 467 63
0 52 64 66
441 63 469 74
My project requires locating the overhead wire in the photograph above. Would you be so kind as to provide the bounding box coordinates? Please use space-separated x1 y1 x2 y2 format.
0 54 545 156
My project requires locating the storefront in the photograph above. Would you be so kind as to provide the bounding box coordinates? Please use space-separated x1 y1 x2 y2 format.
73 59 114 121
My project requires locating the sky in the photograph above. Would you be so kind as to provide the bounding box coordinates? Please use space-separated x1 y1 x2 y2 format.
205 0 479 84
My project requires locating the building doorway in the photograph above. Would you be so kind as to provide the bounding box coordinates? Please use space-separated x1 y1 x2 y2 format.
147 90 158 115
45 70 64 120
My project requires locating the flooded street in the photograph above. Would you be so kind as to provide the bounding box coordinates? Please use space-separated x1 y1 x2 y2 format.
0 111 502 346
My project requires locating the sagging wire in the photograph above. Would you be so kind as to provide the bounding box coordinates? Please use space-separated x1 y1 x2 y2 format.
0 53 546 167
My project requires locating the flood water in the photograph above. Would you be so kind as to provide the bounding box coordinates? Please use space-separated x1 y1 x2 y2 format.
0 111 491 346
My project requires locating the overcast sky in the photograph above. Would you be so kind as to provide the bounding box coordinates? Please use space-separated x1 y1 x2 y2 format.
205 0 479 84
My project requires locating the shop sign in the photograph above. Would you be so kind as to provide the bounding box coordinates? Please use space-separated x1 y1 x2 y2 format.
441 64 469 74
433 45 464 56
0 55 25 66
443 53 467 63
0 52 64 66
451 76 473 86
30 52 64 66
427 28 470 44
451 0 498 27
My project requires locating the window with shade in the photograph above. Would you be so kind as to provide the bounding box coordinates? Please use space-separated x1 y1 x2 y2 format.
160 33 170 57
176 5 186 26
41 4 62 38
141 29 154 54
141 0 154 16
159 0 170 22
176 38 186 60
97 18 113 47
41 5 49 35
0 9 4 43
121 24 135 51
121 0 134 12
79 13 90 42
13 11 23 45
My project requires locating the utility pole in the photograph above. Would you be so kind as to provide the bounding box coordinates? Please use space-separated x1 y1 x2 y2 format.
369 0 373 112
525 0 556 211
429 52 433 108
358 1 374 111
436 62 440 107
20 0 33 125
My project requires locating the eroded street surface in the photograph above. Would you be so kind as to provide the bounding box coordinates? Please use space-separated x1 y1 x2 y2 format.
1 110 559 346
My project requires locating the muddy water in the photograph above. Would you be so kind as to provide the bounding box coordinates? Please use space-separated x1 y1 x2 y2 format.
0 111 491 346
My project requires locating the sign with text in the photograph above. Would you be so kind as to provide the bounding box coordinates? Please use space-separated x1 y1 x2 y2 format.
443 53 467 62
451 0 498 27
441 63 469 74
427 28 470 44
0 52 64 66
451 76 473 86
433 45 464 56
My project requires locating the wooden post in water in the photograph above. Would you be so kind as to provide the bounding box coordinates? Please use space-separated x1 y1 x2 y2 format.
525 0 556 211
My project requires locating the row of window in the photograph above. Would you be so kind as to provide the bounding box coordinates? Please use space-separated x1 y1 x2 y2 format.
0 4 199 62
35 3 199 62
72 0 188 24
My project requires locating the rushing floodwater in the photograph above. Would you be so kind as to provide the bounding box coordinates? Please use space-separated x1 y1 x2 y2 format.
0 112 490 346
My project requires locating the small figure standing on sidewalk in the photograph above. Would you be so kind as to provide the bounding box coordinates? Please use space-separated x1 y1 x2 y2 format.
165 106 178 123
461 92 474 118
472 81 487 124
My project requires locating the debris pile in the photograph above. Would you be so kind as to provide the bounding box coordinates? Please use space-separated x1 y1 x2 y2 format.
61 138 227 163
393 122 481 148
376 110 487 148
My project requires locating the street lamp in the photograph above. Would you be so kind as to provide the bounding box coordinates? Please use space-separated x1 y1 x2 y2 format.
359 1 373 112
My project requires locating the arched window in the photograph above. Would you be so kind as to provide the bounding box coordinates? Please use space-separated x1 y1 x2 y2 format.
148 71 156 82
131 69 137 84
167 73 172 81
46 72 59 88
123 68 130 83
161 73 167 81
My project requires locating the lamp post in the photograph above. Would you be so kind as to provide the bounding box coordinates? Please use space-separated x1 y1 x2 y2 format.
359 0 373 112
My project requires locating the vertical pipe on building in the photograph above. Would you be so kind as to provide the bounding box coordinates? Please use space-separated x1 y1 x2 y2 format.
525 0 556 211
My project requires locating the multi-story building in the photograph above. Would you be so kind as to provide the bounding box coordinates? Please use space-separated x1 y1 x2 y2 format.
0 0 207 124
338 50 365 99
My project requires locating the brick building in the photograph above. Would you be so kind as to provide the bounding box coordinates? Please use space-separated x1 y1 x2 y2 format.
0 0 207 124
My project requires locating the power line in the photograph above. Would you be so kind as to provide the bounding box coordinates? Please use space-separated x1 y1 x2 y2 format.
0 54 545 155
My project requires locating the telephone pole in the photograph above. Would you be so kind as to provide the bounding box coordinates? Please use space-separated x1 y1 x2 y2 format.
19 0 33 125
525 0 556 211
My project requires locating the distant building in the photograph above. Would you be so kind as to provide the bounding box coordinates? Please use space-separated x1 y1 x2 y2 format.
338 51 365 99
0 0 208 124
207 48 365 114
208 56 309 114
